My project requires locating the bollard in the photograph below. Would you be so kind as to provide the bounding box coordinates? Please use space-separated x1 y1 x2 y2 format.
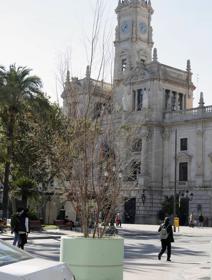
174 217 180 232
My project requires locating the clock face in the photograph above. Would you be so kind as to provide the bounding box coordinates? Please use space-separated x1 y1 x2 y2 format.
121 21 130 33
139 22 148 34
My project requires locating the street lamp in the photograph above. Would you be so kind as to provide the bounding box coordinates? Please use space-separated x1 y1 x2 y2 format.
178 190 194 208
179 190 193 201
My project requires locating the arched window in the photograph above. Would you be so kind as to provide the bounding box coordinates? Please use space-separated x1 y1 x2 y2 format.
127 161 141 181
120 50 128 73
137 89 143 111
93 102 103 119
121 58 127 72
132 89 143 111
132 139 142 152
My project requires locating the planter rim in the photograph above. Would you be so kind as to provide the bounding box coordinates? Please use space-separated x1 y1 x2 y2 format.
61 236 123 240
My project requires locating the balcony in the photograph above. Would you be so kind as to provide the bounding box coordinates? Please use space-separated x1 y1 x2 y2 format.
167 181 196 189
164 106 212 123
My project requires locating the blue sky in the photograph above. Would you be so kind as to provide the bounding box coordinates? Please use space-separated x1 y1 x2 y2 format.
0 0 211 106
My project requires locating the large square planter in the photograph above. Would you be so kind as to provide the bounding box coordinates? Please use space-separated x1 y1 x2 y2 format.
60 236 124 280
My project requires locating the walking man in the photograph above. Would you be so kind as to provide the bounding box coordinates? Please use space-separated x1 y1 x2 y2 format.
18 208 30 250
158 217 174 262
198 213 204 227
11 208 24 246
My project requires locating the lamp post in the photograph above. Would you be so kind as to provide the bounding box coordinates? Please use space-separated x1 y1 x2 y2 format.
141 189 146 205
45 191 54 225
0 184 3 217
178 190 194 226
173 129 177 232
0 184 3 201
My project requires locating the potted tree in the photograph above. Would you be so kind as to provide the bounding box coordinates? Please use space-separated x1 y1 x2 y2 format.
59 102 124 280
58 2 125 279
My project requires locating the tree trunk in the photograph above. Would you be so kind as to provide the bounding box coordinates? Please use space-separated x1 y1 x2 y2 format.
2 161 10 219
2 113 15 219
22 194 27 209
11 197 16 214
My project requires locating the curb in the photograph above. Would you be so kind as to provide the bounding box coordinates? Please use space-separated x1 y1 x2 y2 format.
1 235 62 241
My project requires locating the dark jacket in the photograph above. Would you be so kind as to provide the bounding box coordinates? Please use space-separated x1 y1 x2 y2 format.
158 219 174 243
18 213 27 232
11 214 21 233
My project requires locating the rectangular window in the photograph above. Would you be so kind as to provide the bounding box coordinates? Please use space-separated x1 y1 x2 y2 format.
121 59 127 72
132 90 136 111
180 138 188 151
171 91 177 111
178 93 183 110
179 162 188 181
165 89 170 110
137 89 143 111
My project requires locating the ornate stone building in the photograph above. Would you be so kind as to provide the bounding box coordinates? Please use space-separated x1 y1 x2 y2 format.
62 0 212 226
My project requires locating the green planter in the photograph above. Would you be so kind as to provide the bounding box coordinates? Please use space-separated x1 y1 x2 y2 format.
60 236 124 280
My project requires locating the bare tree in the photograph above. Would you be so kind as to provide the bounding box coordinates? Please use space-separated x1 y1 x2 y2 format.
55 0 126 238
55 0 144 238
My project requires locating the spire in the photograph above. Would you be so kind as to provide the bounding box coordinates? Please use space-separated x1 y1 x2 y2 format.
64 70 71 89
187 59 191 72
153 48 158 62
86 65 91 79
65 70 70 83
62 70 71 99
198 92 205 108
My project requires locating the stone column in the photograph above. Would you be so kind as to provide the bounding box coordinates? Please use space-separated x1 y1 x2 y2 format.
176 93 180 110
161 128 171 186
140 128 151 177
137 128 153 224
196 128 204 179
181 93 184 110
172 92 177 110
184 94 187 109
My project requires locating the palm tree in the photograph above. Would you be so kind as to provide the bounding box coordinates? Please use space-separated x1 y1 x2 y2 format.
11 177 38 209
0 64 42 218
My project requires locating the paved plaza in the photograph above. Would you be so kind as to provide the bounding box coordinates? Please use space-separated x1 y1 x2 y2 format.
1 224 211 279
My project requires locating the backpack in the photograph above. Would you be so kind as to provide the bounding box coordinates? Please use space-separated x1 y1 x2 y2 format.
11 214 21 232
160 225 168 239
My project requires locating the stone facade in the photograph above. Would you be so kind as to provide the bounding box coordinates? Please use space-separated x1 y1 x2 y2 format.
61 0 212 226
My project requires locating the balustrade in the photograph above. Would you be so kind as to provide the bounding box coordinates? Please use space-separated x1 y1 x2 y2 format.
164 105 212 122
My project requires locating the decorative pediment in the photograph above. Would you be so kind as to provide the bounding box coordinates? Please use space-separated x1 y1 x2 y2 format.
124 63 150 84
177 151 193 162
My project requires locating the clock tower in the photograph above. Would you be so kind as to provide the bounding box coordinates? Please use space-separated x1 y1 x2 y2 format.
114 0 154 81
